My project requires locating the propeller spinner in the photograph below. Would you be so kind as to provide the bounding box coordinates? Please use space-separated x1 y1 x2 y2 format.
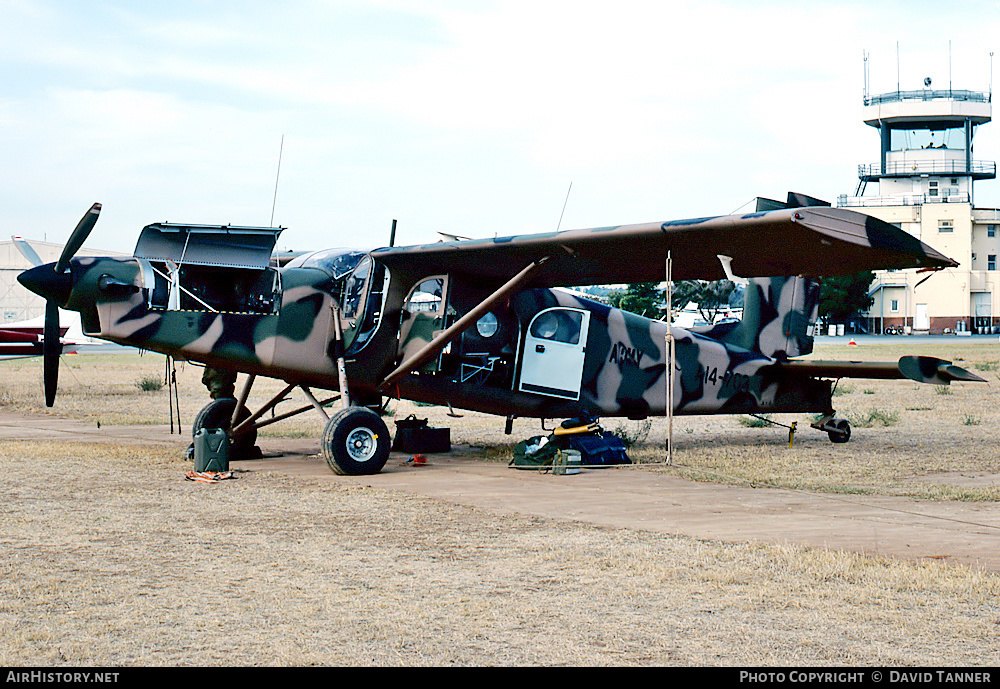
17 203 101 406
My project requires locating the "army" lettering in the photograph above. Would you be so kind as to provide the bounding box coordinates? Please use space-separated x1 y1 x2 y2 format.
609 342 643 369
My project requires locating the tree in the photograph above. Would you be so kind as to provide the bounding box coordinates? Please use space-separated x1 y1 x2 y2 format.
670 280 738 323
608 280 739 322
609 282 662 318
818 271 874 323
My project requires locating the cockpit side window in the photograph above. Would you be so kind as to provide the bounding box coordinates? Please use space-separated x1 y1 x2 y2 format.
343 257 389 354
342 256 372 320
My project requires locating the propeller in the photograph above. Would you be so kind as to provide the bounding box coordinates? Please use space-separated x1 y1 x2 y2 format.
11 236 43 267
43 300 60 406
57 203 101 274
18 203 101 406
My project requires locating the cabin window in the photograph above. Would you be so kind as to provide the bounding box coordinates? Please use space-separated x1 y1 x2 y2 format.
529 309 583 345
476 312 499 338
407 278 445 313
398 275 455 366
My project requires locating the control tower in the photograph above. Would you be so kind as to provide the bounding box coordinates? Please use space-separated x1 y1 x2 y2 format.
838 76 999 335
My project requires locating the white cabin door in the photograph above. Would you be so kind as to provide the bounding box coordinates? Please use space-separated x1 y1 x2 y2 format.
519 308 589 400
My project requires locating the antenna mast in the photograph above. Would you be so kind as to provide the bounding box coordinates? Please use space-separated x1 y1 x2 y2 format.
556 182 573 231
270 134 284 227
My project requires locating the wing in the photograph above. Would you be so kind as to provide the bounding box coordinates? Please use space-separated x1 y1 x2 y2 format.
372 206 958 287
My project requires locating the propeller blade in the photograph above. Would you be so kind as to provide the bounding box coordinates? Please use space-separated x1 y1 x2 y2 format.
43 300 60 407
56 202 101 273
11 236 43 267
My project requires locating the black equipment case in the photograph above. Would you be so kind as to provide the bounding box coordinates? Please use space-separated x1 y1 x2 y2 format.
391 415 451 454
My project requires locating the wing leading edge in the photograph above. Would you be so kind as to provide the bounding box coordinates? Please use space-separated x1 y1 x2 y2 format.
372 206 958 288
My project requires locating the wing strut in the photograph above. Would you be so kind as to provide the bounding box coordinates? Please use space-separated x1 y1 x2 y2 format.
378 257 550 391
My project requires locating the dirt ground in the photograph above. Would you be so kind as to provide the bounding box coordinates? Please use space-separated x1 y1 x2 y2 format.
4 411 998 573
2 406 1000 666
2 341 1000 666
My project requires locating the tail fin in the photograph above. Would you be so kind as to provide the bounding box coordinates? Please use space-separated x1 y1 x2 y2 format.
722 276 820 359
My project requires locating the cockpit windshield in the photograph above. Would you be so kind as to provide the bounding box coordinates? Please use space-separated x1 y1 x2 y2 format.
284 248 368 279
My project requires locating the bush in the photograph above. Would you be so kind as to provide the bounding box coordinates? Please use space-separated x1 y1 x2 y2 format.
847 408 898 428
135 376 163 392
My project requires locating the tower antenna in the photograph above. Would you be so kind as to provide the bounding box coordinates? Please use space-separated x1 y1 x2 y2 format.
949 39 953 94
896 41 899 95
863 49 869 101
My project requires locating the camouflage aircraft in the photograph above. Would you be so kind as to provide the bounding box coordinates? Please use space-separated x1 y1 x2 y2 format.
18 193 984 475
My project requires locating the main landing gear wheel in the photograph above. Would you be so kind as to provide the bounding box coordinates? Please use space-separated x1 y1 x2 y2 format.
192 398 258 460
827 418 851 444
321 406 391 476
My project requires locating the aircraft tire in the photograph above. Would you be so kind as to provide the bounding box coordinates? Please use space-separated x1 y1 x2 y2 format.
827 418 851 444
192 398 258 460
321 406 390 476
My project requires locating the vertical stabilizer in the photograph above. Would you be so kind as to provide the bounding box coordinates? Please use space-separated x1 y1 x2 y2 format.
722 276 820 359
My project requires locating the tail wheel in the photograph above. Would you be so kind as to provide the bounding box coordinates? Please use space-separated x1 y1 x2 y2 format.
322 407 391 475
192 398 258 460
827 418 851 444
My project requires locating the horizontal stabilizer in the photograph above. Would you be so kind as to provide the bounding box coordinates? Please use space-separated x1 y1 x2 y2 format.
897 356 986 385
777 356 985 385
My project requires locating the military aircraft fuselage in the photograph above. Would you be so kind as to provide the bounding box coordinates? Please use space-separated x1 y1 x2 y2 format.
32 250 834 423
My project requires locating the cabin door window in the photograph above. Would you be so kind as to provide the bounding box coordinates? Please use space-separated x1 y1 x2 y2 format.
398 276 452 371
519 308 590 400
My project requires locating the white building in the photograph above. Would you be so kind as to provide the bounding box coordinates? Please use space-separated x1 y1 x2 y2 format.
837 78 998 334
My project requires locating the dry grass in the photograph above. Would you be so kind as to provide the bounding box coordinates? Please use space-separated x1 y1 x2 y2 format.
2 341 1000 665
1 439 998 666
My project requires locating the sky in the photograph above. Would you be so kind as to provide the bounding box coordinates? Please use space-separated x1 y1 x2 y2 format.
2 0 1000 255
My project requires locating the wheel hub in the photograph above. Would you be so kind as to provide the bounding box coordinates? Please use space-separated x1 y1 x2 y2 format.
346 427 377 462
